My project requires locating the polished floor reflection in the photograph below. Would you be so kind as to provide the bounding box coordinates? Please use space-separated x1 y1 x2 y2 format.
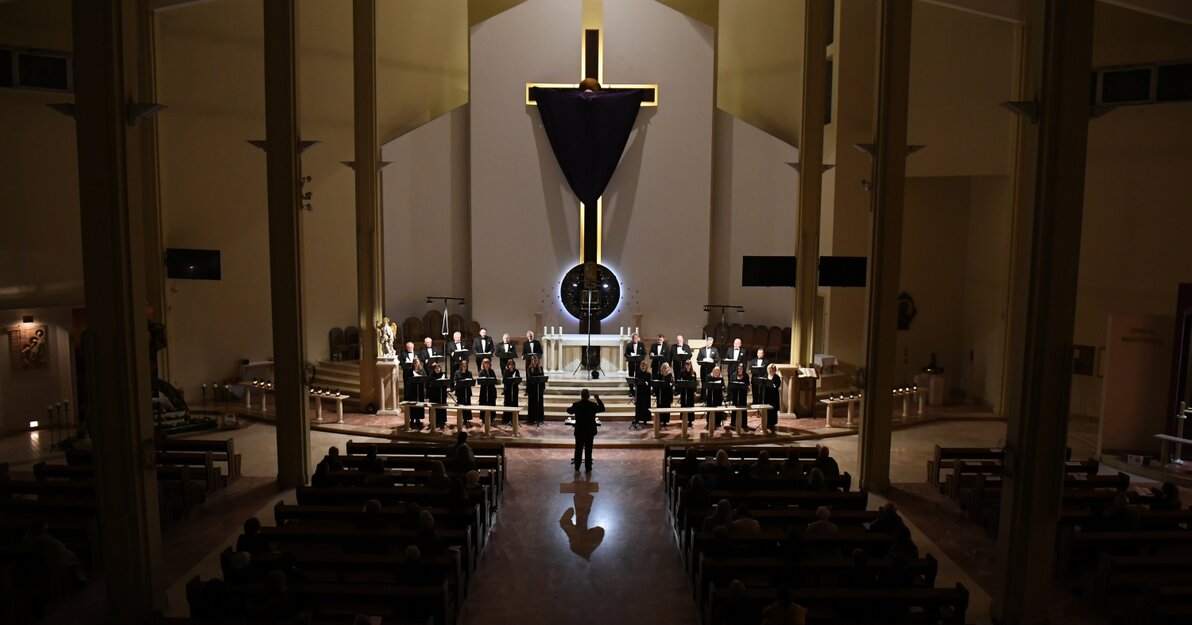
459 448 699 625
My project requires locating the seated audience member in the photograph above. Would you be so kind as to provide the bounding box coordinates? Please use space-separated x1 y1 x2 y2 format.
867 502 906 533
362 445 386 474
748 450 779 480
804 468 827 492
397 544 423 585
779 456 803 480
878 555 915 589
236 517 272 555
731 505 762 536
705 525 736 558
322 446 345 471
1105 491 1141 531
685 474 711 512
245 570 299 620
812 446 840 477
465 470 481 490
310 460 334 487
224 551 255 583
1150 481 1183 511
843 548 877 589
192 578 232 620
20 517 86 599
885 526 919 561
760 583 808 625
705 449 735 483
446 478 471 510
357 499 386 530
400 503 426 531
703 499 736 533
779 525 806 562
806 506 838 536
416 510 446 556
427 460 452 490
678 448 702 475
446 431 477 472
713 579 761 625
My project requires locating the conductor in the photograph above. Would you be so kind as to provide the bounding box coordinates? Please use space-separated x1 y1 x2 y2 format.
567 389 605 472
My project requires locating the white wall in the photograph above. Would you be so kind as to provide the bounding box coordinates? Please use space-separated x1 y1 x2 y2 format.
382 105 471 324
709 110 800 330
0 307 75 433
469 0 582 336
601 0 715 336
962 175 1013 411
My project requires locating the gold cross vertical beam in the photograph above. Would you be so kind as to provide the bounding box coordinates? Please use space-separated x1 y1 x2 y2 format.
580 0 604 264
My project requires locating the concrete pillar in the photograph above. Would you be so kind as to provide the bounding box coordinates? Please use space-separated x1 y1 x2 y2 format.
856 0 912 493
263 0 310 489
354 0 382 408
134 4 168 380
71 0 163 619
992 1 1095 623
791 0 829 368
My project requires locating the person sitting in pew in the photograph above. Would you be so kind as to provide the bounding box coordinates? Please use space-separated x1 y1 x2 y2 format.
362 445 386 475
1105 491 1142 531
760 583 808 625
446 431 477 472
779 456 803 480
779 525 805 562
357 499 386 530
465 470 481 490
397 544 424 586
703 449 735 488
702 499 736 533
245 569 300 621
685 474 711 512
322 446 344 471
886 526 919 561
843 548 877 589
804 468 827 492
416 510 446 556
747 450 779 480
731 505 762 536
427 461 452 491
713 579 760 625
705 525 736 558
811 446 840 477
806 506 838 536
678 448 701 475
867 502 906 534
1150 481 1184 512
20 517 86 599
400 503 426 531
224 551 255 583
311 460 334 487
236 517 272 555
877 555 915 589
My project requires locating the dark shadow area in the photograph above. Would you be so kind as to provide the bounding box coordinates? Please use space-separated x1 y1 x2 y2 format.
559 474 604 560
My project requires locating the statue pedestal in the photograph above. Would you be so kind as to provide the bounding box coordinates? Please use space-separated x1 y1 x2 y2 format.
377 360 400 413
913 373 948 406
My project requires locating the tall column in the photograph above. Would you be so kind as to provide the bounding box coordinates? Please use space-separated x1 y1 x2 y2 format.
792 0 829 368
72 0 163 620
856 0 912 493
354 0 382 408
135 3 168 379
264 0 310 489
992 1 1094 623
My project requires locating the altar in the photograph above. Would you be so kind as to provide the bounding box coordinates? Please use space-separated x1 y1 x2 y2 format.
540 329 635 374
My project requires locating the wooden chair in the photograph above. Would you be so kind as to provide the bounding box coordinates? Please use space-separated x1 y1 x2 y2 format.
448 314 466 339
403 317 424 344
344 325 361 360
423 310 444 341
328 327 347 361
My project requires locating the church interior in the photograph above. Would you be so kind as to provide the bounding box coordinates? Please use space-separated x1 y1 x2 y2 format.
2 0 1192 623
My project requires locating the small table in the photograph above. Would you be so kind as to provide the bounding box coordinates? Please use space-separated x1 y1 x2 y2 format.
397 401 449 433
820 396 861 427
310 391 348 424
470 404 524 437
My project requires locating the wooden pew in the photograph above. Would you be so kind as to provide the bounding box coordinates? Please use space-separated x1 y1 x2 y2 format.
942 458 1098 502
324 467 501 505
704 580 970 625
345 440 506 484
338 455 503 496
220 546 468 603
927 445 1002 490
64 450 224 494
1088 554 1192 613
258 523 476 576
0 515 102 573
296 484 493 527
189 576 455 625
157 437 242 481
685 527 896 575
1055 527 1192 576
964 473 1131 527
695 553 939 605
0 479 95 500
273 501 487 554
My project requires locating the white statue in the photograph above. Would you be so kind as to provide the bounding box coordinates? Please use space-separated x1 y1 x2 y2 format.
376 316 397 359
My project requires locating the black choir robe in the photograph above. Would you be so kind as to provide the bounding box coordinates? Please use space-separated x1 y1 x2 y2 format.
526 365 545 424
655 372 674 425
453 369 473 422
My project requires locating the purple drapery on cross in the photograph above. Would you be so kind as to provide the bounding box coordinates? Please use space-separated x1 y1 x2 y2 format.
532 87 644 208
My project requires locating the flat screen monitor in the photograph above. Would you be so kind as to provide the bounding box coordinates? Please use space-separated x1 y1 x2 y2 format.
742 256 797 287
165 248 221 281
819 256 867 287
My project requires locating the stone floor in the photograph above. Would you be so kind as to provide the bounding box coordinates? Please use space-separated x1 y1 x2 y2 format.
4 416 1182 625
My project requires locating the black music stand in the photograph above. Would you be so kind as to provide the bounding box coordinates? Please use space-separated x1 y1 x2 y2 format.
651 378 674 426
627 376 647 429
750 364 768 403
451 348 471 369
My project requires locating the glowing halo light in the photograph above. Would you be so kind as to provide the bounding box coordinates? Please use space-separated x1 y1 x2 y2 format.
557 263 623 322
